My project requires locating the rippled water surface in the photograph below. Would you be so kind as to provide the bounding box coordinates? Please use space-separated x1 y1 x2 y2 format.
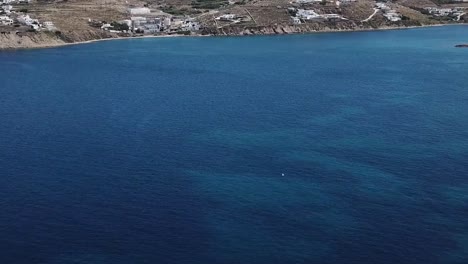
1 26 468 264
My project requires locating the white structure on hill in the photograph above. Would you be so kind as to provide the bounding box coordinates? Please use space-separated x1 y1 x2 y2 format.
2 5 13 14
129 7 151 15
296 9 322 21
43 21 56 30
0 15 13 25
215 14 236 21
376 3 401 21
17 14 41 29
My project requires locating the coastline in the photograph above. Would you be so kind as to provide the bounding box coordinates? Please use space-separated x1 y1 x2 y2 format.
0 33 198 51
1 23 466 51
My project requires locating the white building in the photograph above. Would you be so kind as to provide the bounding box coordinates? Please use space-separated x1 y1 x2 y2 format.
181 19 200 31
1 5 13 14
143 23 161 33
101 23 112 30
131 16 147 30
43 21 56 30
376 3 390 11
0 15 13 25
129 7 151 16
215 14 236 21
376 3 401 21
17 14 40 26
296 9 322 21
383 12 401 21
163 17 171 27
322 14 344 19
291 16 301 24
425 7 463 17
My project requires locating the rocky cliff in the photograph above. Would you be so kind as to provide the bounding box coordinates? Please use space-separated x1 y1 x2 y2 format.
0 32 65 49
201 20 430 36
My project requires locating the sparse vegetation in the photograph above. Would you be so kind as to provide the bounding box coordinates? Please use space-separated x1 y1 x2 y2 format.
162 6 202 15
191 0 228 9
1 0 466 49
110 21 129 31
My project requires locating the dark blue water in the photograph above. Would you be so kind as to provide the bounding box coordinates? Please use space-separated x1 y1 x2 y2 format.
1 26 468 264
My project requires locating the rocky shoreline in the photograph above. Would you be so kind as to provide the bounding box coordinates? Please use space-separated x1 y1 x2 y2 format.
0 22 465 50
0 31 65 50
0 30 119 50
200 19 467 36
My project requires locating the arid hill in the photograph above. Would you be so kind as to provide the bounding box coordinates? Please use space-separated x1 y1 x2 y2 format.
0 0 467 48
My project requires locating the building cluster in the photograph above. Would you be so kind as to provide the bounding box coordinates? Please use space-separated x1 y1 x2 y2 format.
424 7 465 20
1 1 56 30
376 2 401 22
0 15 13 25
0 4 13 25
96 7 201 34
289 8 347 24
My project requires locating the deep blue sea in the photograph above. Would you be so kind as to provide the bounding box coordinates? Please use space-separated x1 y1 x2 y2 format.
1 25 468 264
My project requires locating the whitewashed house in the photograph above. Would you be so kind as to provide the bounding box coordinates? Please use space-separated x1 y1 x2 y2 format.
296 9 322 21
291 16 301 24
17 14 40 29
100 23 112 30
43 21 56 30
215 14 236 21
129 7 151 16
1 5 13 14
180 19 200 31
163 17 171 28
0 15 13 25
131 16 147 30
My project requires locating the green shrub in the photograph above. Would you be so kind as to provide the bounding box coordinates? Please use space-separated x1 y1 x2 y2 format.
111 22 129 31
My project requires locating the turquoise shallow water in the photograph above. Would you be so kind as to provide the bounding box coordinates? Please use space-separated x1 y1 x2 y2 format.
0 26 468 264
